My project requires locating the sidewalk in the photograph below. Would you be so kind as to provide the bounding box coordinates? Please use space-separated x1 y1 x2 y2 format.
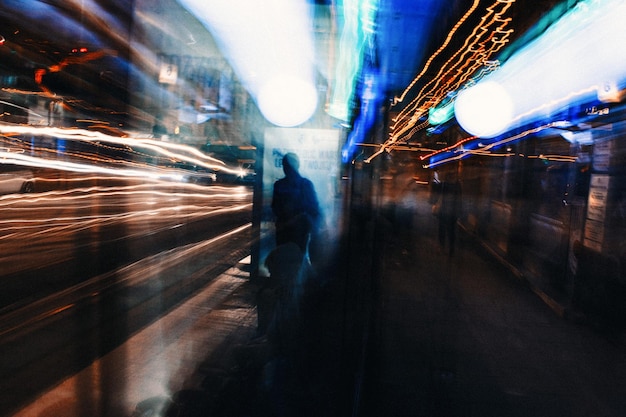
357 197 626 417
152 197 626 417
11 257 259 417
153 193 626 417
140 250 356 417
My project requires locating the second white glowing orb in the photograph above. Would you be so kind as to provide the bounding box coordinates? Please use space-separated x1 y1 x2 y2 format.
257 75 318 127
454 81 514 138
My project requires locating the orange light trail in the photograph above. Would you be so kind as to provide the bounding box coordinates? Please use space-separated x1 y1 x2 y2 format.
390 0 482 107
0 124 247 180
423 122 560 168
0 178 253 277
366 0 517 163
0 203 252 241
0 182 251 207
419 135 477 161
390 1 514 138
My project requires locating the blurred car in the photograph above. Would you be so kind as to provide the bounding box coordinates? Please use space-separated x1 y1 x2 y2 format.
202 143 257 184
183 169 218 185
0 163 35 194
217 162 256 184
78 121 129 138
170 160 218 184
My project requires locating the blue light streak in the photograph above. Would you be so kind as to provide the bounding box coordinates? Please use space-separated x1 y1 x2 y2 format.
455 0 626 138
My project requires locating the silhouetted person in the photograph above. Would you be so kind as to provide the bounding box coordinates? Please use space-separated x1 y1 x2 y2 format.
264 153 323 415
437 170 462 256
152 115 167 139
429 169 441 205
263 242 308 352
153 122 166 135
271 153 322 256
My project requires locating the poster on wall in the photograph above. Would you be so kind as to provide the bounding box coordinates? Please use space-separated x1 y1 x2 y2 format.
158 62 178 85
258 127 341 276
584 174 610 251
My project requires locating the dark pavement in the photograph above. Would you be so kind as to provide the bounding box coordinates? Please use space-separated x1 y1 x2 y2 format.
108 187 626 417
357 190 626 417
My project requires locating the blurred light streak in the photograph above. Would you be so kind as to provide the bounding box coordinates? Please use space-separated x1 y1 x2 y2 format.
177 0 318 127
1 1 102 46
0 203 252 241
391 0 482 107
19 0 130 109
3 1 203 130
392 0 514 131
0 101 45 119
424 122 557 168
0 222 252 340
342 67 383 162
0 183 251 207
2 152 165 180
559 129 593 145
475 123 555 151
455 0 626 138
0 124 248 177
366 0 515 162
467 149 516 157
527 154 578 163
428 100 455 125
327 0 378 121
390 0 514 134
419 135 477 161
0 182 251 245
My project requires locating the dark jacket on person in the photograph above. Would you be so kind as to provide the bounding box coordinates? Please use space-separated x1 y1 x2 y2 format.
272 172 321 252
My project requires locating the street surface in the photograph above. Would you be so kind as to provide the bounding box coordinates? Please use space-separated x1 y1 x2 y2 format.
0 175 253 416
0 175 252 309
361 185 626 417
11 257 257 417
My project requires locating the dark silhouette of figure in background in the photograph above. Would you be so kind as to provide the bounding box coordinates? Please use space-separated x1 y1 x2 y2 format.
152 115 167 139
264 152 321 347
263 153 323 415
437 169 462 256
271 153 322 257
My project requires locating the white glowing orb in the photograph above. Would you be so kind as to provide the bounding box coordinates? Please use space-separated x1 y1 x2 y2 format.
454 81 514 138
257 75 318 127
178 0 318 127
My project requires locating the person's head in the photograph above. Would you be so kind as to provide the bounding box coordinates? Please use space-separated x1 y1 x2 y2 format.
282 153 300 177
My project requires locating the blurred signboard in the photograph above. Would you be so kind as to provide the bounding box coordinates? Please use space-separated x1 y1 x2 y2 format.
159 63 178 84
258 127 341 276
592 140 612 172
584 174 610 251
587 174 610 222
